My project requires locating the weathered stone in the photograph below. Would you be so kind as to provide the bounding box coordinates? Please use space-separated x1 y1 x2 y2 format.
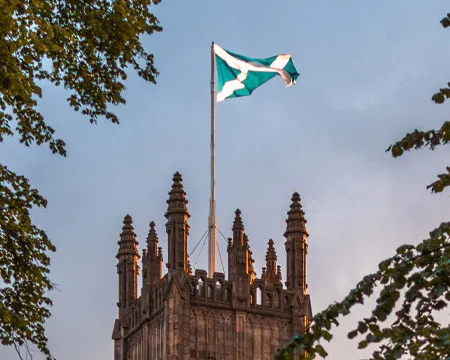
112 173 312 360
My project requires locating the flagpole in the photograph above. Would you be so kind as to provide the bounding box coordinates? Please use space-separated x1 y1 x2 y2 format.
208 41 217 277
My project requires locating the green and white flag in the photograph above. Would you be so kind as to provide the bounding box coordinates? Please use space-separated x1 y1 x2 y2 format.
214 43 299 102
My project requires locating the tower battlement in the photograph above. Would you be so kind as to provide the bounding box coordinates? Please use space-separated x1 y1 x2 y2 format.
112 172 312 360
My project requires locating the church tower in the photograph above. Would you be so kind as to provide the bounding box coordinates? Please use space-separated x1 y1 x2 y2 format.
112 174 313 360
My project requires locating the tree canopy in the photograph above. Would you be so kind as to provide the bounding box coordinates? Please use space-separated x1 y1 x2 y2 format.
0 0 162 358
275 13 450 360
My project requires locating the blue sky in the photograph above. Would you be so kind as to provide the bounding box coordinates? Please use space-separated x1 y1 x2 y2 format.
1 1 450 359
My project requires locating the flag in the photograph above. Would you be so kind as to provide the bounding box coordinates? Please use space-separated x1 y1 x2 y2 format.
214 43 299 102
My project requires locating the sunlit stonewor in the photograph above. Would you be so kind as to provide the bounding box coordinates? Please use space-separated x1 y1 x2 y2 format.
112 172 312 359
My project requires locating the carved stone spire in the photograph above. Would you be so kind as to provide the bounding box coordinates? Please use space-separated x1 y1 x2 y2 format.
266 239 277 270
277 265 282 282
144 221 163 287
147 221 159 256
284 192 308 237
165 171 190 217
284 192 309 292
232 209 244 246
116 215 140 310
262 239 281 286
233 209 244 229
117 215 139 257
165 172 190 273
227 209 250 308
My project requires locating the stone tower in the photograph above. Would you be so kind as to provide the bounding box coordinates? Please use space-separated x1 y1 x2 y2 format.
284 192 310 335
284 192 308 294
112 173 312 360
165 171 190 273
116 215 140 310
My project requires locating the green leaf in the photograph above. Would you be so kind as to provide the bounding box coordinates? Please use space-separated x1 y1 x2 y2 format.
432 92 445 104
391 145 404 157
358 340 368 349
357 321 368 334
315 345 328 358
321 329 333 342
441 17 450 28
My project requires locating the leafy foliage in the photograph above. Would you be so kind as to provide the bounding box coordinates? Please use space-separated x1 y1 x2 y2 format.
276 224 450 360
275 12 450 360
0 0 162 358
0 165 55 358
